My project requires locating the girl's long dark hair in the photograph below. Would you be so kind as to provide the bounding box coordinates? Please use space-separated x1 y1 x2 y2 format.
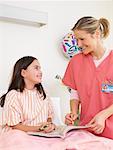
0 56 46 107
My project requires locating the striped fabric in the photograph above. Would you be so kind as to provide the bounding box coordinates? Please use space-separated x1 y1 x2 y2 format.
1 88 54 132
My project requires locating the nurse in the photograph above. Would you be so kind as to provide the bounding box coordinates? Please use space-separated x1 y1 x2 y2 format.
63 16 113 139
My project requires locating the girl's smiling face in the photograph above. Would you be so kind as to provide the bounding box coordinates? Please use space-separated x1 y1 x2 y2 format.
21 59 42 88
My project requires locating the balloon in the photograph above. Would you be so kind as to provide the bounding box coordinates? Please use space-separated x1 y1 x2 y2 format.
61 32 81 59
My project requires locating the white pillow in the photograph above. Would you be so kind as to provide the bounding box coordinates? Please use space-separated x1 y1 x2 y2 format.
50 97 64 125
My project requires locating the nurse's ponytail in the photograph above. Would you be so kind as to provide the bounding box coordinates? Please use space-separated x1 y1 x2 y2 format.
72 16 110 39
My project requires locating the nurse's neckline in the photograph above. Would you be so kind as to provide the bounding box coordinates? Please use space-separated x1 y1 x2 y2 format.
92 48 106 60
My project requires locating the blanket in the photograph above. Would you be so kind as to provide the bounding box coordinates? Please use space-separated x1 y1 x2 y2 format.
0 129 113 150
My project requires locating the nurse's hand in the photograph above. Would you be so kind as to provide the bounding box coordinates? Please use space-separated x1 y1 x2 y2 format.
65 113 78 125
87 111 107 134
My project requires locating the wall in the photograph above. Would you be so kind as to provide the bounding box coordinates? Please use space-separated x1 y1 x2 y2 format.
0 1 113 120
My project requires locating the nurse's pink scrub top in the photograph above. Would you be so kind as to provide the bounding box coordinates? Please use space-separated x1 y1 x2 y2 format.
63 50 113 139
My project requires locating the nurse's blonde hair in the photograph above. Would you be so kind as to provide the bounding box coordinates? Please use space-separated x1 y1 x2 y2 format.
72 16 110 39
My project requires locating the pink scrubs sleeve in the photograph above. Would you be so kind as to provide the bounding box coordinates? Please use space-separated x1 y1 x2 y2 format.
62 59 77 90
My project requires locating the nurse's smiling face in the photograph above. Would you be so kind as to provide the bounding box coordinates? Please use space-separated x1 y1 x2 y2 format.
74 29 98 55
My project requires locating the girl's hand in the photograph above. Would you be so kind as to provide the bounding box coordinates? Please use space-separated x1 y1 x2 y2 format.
39 122 56 133
47 117 52 123
43 123 56 133
87 111 107 134
65 113 78 125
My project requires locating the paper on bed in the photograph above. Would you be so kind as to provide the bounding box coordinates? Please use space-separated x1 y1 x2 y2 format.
27 125 90 139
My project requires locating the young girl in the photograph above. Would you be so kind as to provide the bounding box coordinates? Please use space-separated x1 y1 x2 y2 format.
0 56 55 133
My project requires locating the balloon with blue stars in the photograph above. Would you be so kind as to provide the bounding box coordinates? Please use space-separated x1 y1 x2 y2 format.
61 32 81 59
